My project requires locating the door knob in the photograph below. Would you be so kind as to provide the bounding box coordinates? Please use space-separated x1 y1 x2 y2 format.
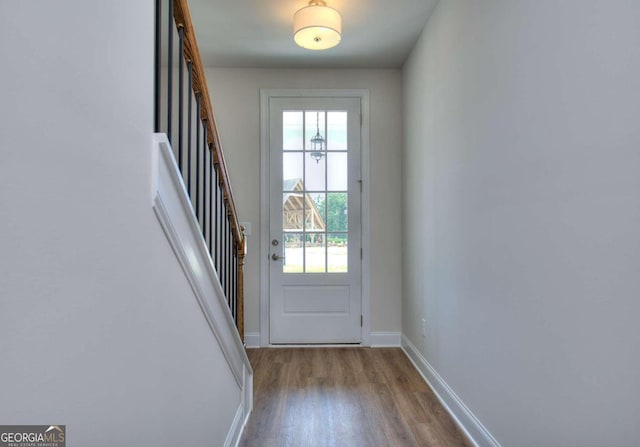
271 253 285 261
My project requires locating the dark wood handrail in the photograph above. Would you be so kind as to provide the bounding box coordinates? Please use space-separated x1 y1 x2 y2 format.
173 0 244 249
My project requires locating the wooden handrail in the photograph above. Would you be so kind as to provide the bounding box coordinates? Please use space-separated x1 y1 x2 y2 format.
173 0 243 248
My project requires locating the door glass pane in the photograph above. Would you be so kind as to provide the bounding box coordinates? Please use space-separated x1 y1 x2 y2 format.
328 233 348 273
283 152 303 190
326 192 348 232
305 193 325 232
327 111 347 150
283 111 303 150
305 233 326 273
305 154 325 191
304 111 325 151
283 192 303 231
327 152 347 191
284 233 304 273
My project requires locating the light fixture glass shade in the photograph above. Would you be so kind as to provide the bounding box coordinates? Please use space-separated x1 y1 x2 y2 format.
293 1 342 50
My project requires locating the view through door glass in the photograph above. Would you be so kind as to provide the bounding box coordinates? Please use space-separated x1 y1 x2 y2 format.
282 110 349 274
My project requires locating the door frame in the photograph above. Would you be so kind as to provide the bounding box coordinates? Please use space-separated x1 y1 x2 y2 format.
259 89 371 347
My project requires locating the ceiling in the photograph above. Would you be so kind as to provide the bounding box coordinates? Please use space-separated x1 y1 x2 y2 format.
188 0 439 69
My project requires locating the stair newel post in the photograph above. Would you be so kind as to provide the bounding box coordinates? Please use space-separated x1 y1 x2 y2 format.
237 234 246 344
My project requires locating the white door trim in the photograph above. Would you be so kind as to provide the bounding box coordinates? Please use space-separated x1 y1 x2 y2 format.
259 89 371 347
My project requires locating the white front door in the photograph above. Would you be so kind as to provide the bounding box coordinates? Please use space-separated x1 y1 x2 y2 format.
268 96 362 344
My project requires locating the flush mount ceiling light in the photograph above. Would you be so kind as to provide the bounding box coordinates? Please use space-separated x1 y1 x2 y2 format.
293 0 342 50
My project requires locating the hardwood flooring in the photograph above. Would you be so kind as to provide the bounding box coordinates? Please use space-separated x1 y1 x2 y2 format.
239 348 472 447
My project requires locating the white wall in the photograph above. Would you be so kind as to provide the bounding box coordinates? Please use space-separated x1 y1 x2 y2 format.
0 2 244 445
403 1 640 445
205 68 403 340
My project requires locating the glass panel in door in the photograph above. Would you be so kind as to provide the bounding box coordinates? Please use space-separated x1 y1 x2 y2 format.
281 109 349 273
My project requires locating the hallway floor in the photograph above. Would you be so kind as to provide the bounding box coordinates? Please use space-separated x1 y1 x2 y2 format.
239 347 472 447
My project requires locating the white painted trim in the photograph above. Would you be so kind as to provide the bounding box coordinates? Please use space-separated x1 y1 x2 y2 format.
229 363 253 447
259 90 271 347
401 335 501 447
259 89 371 347
243 362 253 427
255 343 364 348
360 92 371 347
244 332 261 348
370 332 402 347
225 404 245 447
151 134 253 441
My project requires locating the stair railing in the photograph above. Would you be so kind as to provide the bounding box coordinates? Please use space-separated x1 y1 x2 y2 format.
154 0 245 342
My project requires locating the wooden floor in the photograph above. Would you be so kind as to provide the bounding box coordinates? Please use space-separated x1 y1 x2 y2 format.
239 348 472 447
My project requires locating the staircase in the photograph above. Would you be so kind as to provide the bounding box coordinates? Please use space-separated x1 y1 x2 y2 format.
152 1 252 445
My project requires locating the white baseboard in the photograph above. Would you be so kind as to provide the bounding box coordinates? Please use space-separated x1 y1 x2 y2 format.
245 332 400 348
401 335 501 447
370 331 402 347
226 404 245 447
244 332 261 348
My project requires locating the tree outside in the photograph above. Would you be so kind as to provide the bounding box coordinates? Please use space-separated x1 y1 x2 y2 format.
315 192 348 238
